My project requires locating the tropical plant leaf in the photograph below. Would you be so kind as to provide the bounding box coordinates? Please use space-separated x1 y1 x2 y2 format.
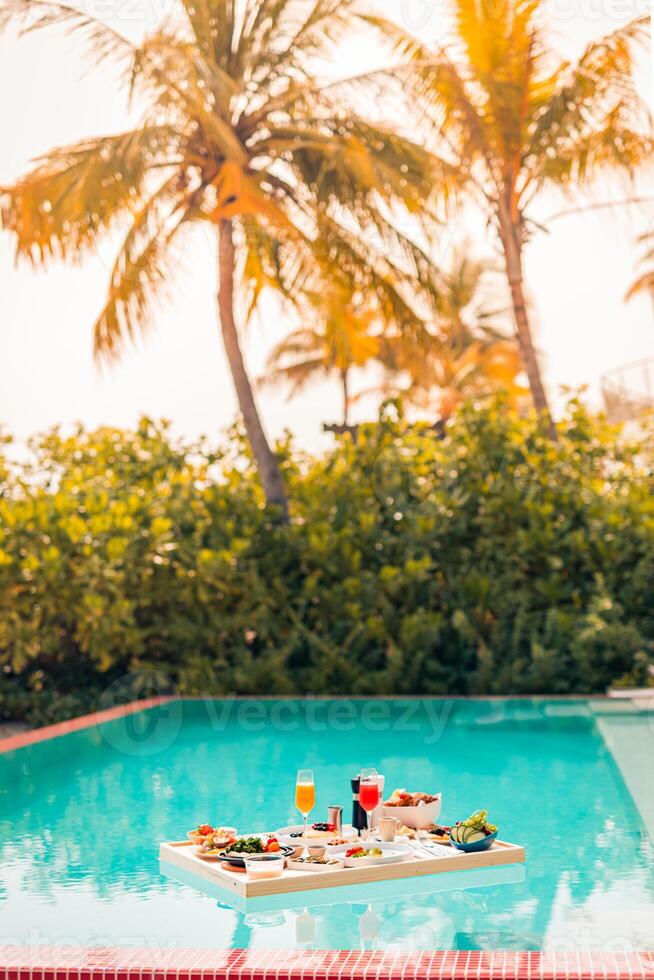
92 177 189 358
0 126 180 263
0 0 134 66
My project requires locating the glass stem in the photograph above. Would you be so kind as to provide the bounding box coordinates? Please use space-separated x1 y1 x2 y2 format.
303 814 308 838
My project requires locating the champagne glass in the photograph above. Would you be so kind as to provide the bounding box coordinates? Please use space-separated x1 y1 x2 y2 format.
295 768 315 838
359 767 379 838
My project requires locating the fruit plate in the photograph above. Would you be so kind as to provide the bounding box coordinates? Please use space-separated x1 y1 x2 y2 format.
326 841 413 868
275 824 359 845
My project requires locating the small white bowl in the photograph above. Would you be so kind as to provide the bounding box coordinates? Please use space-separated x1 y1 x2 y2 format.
244 853 285 879
381 795 441 830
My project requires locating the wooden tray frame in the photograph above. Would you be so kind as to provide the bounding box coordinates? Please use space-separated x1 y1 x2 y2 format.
159 837 525 899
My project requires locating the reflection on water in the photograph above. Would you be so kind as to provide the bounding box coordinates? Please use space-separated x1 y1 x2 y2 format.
1 699 653 951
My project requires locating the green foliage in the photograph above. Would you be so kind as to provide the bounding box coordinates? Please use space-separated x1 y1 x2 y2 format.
1 401 652 725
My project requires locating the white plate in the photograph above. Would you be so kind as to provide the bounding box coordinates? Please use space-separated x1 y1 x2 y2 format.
286 858 345 872
195 847 229 861
326 840 412 867
327 839 413 854
275 824 358 846
369 834 420 845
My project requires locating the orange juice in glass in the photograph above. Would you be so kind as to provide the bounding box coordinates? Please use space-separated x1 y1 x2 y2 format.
295 769 315 837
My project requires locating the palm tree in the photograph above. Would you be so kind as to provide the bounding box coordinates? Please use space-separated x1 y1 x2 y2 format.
377 248 525 418
382 334 525 421
0 0 443 518
369 0 652 437
263 287 380 426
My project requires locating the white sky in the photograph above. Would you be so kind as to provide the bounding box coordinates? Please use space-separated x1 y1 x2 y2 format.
1 0 654 452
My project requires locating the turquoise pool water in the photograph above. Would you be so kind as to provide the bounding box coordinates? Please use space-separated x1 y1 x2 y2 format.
1 698 653 952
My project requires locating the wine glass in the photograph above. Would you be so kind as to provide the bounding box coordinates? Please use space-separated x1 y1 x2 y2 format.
295 768 315 838
359 767 379 838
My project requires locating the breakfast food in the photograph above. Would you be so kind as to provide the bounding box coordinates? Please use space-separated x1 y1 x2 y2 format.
226 836 282 854
384 789 440 807
196 830 238 858
188 824 236 845
187 823 216 844
450 810 497 844
426 824 452 842
293 855 342 866
395 824 416 838
227 836 266 854
287 822 353 841
345 846 383 858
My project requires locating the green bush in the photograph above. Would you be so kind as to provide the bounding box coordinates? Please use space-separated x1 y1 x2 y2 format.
0 400 652 725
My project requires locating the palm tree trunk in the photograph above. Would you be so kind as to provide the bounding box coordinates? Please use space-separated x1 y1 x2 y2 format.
340 369 350 426
498 211 557 441
217 220 288 519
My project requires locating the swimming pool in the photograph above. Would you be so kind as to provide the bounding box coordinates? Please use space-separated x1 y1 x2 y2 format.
1 698 653 954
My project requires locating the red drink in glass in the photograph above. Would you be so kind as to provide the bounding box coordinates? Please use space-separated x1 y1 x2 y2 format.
359 780 379 812
359 768 379 837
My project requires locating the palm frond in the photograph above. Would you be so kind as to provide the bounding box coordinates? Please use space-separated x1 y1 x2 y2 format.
524 16 651 190
0 126 180 264
264 356 329 396
0 0 134 67
244 0 357 87
129 34 246 161
93 177 189 359
625 271 654 301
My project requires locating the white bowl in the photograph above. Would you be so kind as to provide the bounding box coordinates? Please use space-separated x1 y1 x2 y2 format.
244 853 285 879
381 795 441 830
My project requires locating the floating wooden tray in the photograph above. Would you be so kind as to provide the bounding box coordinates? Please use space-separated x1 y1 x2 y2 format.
159 837 525 899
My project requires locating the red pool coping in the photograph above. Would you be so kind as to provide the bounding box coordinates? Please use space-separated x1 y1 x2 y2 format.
0 949 653 980
0 697 175 754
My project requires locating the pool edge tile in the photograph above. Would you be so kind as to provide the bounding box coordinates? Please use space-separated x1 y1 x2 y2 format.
1 951 653 980
0 698 177 755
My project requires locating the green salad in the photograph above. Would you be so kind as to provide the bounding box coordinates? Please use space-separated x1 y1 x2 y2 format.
226 836 265 854
450 809 498 845
461 809 497 833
